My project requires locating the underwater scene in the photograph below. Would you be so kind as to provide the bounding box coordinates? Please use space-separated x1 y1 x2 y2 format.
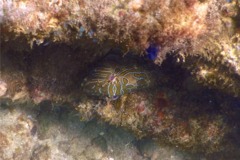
0 0 240 160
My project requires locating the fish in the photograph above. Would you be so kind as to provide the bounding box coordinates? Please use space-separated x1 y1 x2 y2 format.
81 61 153 99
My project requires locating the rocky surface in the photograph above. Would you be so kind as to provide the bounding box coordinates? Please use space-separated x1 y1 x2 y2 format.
0 104 207 160
0 0 240 159
77 87 239 154
1 0 240 97
0 45 240 157
1 98 240 160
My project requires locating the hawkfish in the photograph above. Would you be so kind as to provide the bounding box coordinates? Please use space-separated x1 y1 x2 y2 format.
81 61 154 100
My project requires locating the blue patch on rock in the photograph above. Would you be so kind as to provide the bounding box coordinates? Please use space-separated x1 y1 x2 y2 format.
146 44 159 61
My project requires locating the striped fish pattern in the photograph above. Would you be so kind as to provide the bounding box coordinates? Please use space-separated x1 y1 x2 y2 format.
82 64 152 99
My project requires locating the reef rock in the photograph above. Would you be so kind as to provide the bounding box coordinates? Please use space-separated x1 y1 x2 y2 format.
1 0 240 97
1 0 240 158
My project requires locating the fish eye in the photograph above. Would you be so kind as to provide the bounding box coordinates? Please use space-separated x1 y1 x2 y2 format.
112 95 119 100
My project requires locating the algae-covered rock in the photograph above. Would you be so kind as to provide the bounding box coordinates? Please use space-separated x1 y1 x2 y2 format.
86 89 230 153
1 0 240 97
1 103 207 160
1 0 240 158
